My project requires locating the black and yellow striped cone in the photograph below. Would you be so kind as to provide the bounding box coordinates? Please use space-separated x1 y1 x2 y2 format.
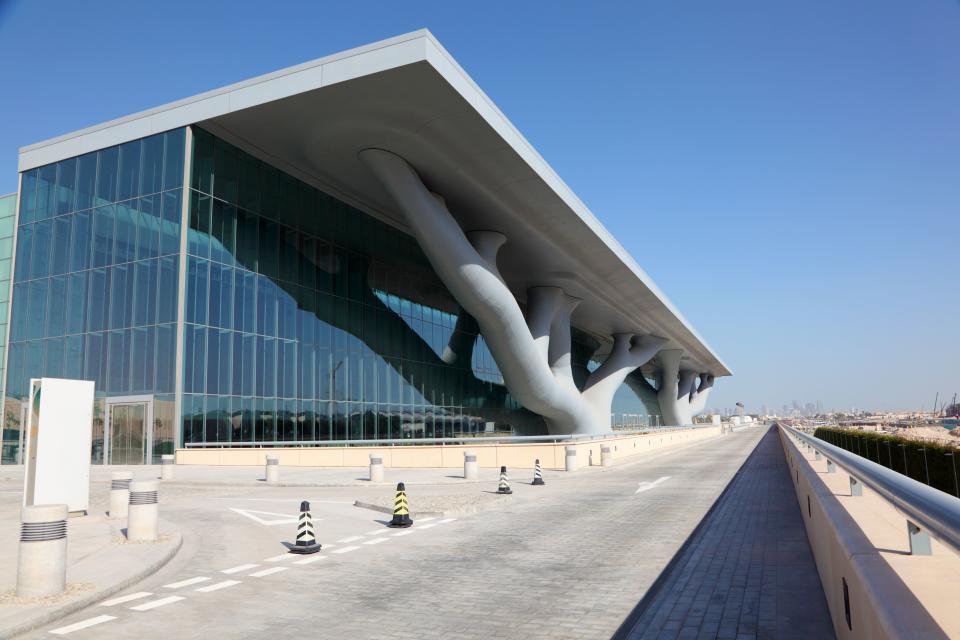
532 459 545 486
497 466 512 494
388 482 413 528
290 500 321 554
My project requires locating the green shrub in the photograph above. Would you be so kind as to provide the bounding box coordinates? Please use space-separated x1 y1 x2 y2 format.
812 427 959 497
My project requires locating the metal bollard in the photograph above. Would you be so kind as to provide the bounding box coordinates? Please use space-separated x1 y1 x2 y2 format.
265 456 280 484
160 454 174 480
600 445 613 467
565 446 577 472
463 451 478 480
127 480 159 542
369 455 384 483
110 471 133 519
17 504 68 597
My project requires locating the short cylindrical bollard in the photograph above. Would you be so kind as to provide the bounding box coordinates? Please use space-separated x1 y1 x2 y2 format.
601 445 613 467
463 451 478 480
110 471 133 519
565 446 577 472
160 454 174 480
369 455 384 483
127 480 159 542
265 456 280 484
17 504 68 598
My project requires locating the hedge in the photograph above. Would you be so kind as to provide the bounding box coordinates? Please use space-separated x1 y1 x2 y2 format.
812 427 960 497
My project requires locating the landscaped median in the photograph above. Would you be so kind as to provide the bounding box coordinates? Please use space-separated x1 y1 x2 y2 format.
778 424 959 640
173 425 724 469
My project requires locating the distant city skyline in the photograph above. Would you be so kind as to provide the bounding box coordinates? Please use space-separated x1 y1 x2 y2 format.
0 1 957 411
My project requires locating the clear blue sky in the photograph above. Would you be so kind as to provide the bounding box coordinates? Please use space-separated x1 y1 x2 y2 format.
1 1 957 414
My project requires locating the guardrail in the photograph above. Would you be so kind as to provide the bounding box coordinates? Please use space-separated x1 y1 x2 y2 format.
780 423 960 556
183 424 717 448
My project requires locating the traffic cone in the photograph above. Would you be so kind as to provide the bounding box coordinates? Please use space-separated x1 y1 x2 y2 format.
497 466 512 494
532 459 545 486
388 482 413 528
289 500 321 554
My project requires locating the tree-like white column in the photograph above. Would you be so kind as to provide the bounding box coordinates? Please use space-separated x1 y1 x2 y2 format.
656 349 715 425
360 148 666 434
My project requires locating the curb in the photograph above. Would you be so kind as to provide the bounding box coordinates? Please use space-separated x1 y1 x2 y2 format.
2 520 185 640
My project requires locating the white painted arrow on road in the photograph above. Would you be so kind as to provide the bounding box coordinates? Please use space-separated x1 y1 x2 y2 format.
635 476 671 495
229 508 302 526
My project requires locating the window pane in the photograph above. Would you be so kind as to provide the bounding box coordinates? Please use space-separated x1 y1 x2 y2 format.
56 158 77 215
163 129 185 191
117 140 141 201
26 279 49 340
213 137 237 203
113 202 136 264
36 164 56 220
95 146 119 206
160 190 181 256
92 205 115 267
46 275 66 337
14 225 33 281
50 215 71 276
20 169 39 224
66 271 87 334
140 133 164 196
30 219 52 279
69 209 91 272
75 152 97 211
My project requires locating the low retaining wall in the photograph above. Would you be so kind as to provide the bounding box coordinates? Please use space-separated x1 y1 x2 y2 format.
778 426 958 639
175 426 722 469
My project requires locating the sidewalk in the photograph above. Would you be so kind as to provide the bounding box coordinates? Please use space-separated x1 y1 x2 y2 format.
0 489 182 639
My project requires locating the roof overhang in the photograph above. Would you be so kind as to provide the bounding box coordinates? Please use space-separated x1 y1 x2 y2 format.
19 30 731 377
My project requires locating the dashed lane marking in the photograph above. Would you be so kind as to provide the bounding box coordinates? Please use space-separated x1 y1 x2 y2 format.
264 553 295 562
130 596 185 611
163 577 210 589
249 567 288 578
418 523 438 530
195 580 241 593
635 476 672 495
293 555 327 565
363 537 389 545
331 545 360 554
418 517 437 523
391 530 414 537
336 536 363 543
438 518 457 524
50 615 116 635
366 528 391 535
222 564 259 574
99 592 153 607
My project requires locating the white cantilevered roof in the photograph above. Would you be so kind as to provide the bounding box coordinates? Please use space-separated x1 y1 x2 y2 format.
19 29 730 377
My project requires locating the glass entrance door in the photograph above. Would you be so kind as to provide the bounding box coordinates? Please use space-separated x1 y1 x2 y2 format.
108 403 147 465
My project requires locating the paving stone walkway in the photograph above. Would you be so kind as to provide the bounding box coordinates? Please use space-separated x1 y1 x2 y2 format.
616 426 835 640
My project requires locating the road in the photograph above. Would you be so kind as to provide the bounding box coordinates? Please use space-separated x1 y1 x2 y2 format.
24 427 767 640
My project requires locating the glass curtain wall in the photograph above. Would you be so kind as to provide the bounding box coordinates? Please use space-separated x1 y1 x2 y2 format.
0 194 16 461
3 129 185 464
182 128 543 446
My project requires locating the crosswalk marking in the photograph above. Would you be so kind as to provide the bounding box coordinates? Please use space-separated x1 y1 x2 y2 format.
438 518 458 524
331 545 360 554
163 577 210 589
418 523 438 530
249 566 288 577
222 563 258 574
50 615 116 635
195 580 241 593
366 528 390 535
336 535 362 543
264 553 294 562
391 530 414 537
99 592 152 607
130 596 185 611
293 555 327 565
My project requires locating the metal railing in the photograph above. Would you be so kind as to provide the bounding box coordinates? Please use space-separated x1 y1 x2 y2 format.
183 424 716 448
780 423 960 556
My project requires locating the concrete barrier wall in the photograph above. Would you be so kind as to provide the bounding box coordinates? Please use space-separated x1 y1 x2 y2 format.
778 427 958 640
175 426 722 469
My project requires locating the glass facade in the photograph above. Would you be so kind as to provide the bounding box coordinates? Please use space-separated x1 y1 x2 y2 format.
3 129 185 464
1 124 660 464
0 194 16 461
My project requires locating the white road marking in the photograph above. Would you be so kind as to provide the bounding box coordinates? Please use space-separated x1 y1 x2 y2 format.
418 523 438 530
438 518 457 524
130 596 185 611
195 580 241 593
417 517 437 523
366 528 391 535
50 615 116 635
99 592 152 607
163 576 210 589
332 545 360 554
213 498 352 504
363 537 389 545
293 555 327 565
229 508 300 526
635 476 672 495
264 553 294 562
391 530 414 537
222 563 259 574
336 536 363 543
249 567 289 578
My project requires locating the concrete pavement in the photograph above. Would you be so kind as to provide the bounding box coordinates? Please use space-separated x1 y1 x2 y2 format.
8 426 788 639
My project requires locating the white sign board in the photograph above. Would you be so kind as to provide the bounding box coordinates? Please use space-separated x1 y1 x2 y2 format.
23 378 95 514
